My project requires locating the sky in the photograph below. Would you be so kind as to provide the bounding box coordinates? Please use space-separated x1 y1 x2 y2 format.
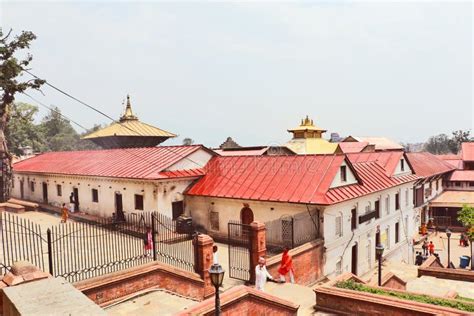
1 1 472 147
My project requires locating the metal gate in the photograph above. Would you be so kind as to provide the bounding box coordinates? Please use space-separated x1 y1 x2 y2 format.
228 221 251 282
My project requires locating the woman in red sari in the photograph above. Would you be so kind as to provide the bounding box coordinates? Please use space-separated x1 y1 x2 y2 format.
278 247 295 283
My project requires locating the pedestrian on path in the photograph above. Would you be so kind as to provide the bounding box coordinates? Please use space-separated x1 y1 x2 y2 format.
278 247 295 283
212 245 218 264
415 251 423 266
255 257 274 292
60 203 68 223
144 226 153 256
422 240 428 256
428 241 435 255
69 192 75 213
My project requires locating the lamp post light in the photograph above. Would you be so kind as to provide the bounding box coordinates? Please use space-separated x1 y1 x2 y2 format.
375 244 385 286
446 228 452 268
209 263 225 315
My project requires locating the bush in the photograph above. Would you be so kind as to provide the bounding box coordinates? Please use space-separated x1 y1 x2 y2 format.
335 280 474 313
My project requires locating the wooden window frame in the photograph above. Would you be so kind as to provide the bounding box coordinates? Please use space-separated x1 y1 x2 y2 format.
134 194 144 210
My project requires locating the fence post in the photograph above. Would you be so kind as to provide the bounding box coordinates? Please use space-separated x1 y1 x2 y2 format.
194 234 215 298
46 229 53 276
151 214 157 261
249 221 266 284
291 217 295 249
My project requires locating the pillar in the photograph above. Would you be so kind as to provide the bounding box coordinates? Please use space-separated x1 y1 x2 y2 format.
194 233 215 298
250 221 266 284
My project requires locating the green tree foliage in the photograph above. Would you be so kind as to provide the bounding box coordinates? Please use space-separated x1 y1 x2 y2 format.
182 137 194 146
458 205 474 240
424 130 472 154
5 103 45 155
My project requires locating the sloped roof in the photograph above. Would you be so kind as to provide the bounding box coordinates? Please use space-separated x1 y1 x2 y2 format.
13 146 205 180
461 142 474 161
346 151 404 177
449 170 474 182
344 136 403 151
430 191 474 208
214 146 296 156
83 120 176 139
337 142 370 153
186 153 418 205
436 154 463 170
406 152 455 178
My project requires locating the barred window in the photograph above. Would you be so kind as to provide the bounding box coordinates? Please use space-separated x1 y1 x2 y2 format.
92 189 99 203
210 211 219 231
57 184 62 197
134 194 144 210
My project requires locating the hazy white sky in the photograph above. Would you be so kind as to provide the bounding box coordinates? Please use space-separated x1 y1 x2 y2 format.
1 1 472 147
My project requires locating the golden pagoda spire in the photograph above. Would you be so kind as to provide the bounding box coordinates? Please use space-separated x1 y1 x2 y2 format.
119 94 138 122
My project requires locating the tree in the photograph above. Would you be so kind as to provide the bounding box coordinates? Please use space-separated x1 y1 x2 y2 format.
450 130 471 153
0 28 44 201
458 205 474 270
424 134 453 154
182 138 194 146
5 103 45 155
39 107 81 152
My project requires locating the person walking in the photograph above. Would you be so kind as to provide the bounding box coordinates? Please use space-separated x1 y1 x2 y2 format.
143 226 153 256
422 240 428 256
60 203 68 223
255 257 273 291
428 241 435 255
69 192 75 213
278 247 295 283
212 245 219 264
415 251 423 266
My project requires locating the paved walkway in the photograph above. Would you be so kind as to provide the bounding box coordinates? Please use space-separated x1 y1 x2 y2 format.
265 282 319 315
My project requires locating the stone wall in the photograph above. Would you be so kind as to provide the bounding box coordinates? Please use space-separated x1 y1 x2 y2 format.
266 239 324 286
176 285 299 316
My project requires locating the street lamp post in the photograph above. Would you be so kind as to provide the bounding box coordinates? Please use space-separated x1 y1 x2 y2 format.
446 228 452 268
375 244 385 286
209 263 225 316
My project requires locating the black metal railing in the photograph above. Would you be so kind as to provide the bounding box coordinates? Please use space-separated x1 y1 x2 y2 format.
0 211 196 282
264 209 320 255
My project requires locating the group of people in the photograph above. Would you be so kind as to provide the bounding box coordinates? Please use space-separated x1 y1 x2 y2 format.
255 247 295 291
460 233 470 247
415 240 436 266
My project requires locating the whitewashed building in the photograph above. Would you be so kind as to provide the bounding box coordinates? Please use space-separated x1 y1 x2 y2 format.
185 151 419 277
12 145 214 219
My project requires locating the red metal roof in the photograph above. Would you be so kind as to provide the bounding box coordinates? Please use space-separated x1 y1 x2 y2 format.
461 142 474 161
449 170 474 182
337 142 369 153
13 145 205 180
346 151 404 177
406 152 455 178
186 153 419 205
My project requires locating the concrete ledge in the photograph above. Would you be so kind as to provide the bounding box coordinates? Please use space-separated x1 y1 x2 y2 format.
418 266 474 283
75 262 207 306
7 199 38 212
176 285 299 316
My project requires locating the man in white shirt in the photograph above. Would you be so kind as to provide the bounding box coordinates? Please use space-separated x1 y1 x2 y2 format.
255 257 273 291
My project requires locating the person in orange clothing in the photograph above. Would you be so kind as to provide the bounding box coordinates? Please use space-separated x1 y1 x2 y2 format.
60 203 68 223
278 247 295 283
428 241 435 255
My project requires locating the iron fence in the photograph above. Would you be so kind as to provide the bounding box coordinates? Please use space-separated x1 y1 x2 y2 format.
265 209 320 255
0 211 196 282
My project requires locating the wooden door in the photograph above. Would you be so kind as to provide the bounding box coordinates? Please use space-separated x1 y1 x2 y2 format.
115 193 124 221
20 181 24 199
42 183 48 203
172 201 184 220
73 187 79 212
240 207 254 225
351 243 358 275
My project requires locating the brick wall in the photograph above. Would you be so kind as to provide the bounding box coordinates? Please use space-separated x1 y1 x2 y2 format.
75 261 213 306
266 239 324 286
177 285 299 316
418 266 474 282
380 272 407 290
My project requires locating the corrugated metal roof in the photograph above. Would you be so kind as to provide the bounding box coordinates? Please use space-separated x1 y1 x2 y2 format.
461 142 474 161
430 190 474 207
186 153 419 205
326 161 418 204
449 170 474 182
337 142 370 153
13 146 203 180
344 136 403 151
346 151 404 177
406 152 455 178
83 120 176 139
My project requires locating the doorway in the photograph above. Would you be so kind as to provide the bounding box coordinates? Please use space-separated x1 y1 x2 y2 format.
172 201 184 220
42 183 48 203
240 207 254 225
351 243 358 275
73 188 79 212
20 181 24 199
115 193 125 222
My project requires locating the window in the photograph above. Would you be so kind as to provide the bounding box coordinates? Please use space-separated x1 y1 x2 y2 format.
404 216 408 235
134 194 144 210
385 196 390 215
92 189 99 203
30 182 35 192
455 181 461 187
395 222 400 243
469 182 474 187
400 159 405 172
12 179 14 188
56 184 62 197
366 240 372 268
210 211 219 231
405 189 409 207
340 165 347 182
436 180 439 191
336 259 342 275
395 193 400 210
384 227 390 249
335 216 343 237
351 208 357 231
429 181 432 190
